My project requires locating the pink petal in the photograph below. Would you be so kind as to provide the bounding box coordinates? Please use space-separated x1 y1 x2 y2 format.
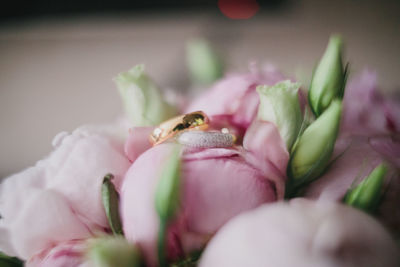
342 70 400 136
369 136 400 167
199 199 399 267
243 120 289 199
124 127 154 162
11 190 91 259
303 137 385 201
47 133 131 230
27 240 88 267
182 157 276 234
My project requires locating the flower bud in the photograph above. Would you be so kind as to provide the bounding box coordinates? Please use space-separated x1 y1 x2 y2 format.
114 64 176 126
344 163 387 213
186 39 223 84
257 80 302 149
87 236 141 267
287 100 342 195
309 35 347 116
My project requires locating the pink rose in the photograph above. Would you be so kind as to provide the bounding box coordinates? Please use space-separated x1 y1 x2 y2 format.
185 64 287 134
121 120 289 266
0 125 131 261
199 199 400 267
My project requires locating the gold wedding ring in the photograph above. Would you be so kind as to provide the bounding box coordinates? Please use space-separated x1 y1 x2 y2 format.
149 111 210 146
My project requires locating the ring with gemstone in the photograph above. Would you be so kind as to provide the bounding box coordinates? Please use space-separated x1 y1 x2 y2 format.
176 131 236 148
149 111 210 146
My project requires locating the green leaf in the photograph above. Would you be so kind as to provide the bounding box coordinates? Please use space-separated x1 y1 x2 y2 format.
155 145 182 267
87 236 142 267
309 35 347 116
186 39 223 84
114 64 176 126
102 174 124 235
257 80 302 149
0 252 23 267
286 100 342 196
344 164 387 213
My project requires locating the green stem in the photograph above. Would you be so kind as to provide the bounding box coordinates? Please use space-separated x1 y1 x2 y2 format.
158 219 167 267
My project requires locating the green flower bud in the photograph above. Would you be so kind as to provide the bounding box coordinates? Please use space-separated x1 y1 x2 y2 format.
101 174 123 235
114 64 176 126
257 81 302 149
186 39 223 84
309 35 347 116
87 236 141 267
344 163 387 213
287 100 342 195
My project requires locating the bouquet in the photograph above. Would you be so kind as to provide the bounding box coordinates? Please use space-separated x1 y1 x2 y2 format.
0 36 399 267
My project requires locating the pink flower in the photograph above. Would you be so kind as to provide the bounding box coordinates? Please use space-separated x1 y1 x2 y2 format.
185 64 287 134
341 70 400 136
0 124 131 261
121 120 289 266
303 136 400 233
303 136 389 201
199 199 400 267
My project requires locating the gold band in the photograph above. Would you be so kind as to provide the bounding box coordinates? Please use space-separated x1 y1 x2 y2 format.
149 111 210 146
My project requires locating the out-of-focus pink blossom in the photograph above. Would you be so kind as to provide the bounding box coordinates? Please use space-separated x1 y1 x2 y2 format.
199 199 400 267
185 64 287 133
341 70 400 136
303 136 400 233
0 125 131 261
121 120 289 266
303 136 387 201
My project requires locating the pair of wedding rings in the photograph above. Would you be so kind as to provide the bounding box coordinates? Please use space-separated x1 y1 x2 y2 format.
149 111 236 148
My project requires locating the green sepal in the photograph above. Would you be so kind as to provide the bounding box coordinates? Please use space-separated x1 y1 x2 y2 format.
257 80 302 149
344 164 387 213
101 174 124 236
87 236 142 267
0 252 23 267
309 35 347 116
286 100 342 196
186 39 223 84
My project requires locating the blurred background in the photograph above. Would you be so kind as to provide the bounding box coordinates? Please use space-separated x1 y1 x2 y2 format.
0 0 399 178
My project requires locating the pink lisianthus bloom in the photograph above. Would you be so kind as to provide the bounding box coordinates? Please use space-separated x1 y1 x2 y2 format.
185 63 288 135
0 123 131 262
199 199 400 267
121 120 289 266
